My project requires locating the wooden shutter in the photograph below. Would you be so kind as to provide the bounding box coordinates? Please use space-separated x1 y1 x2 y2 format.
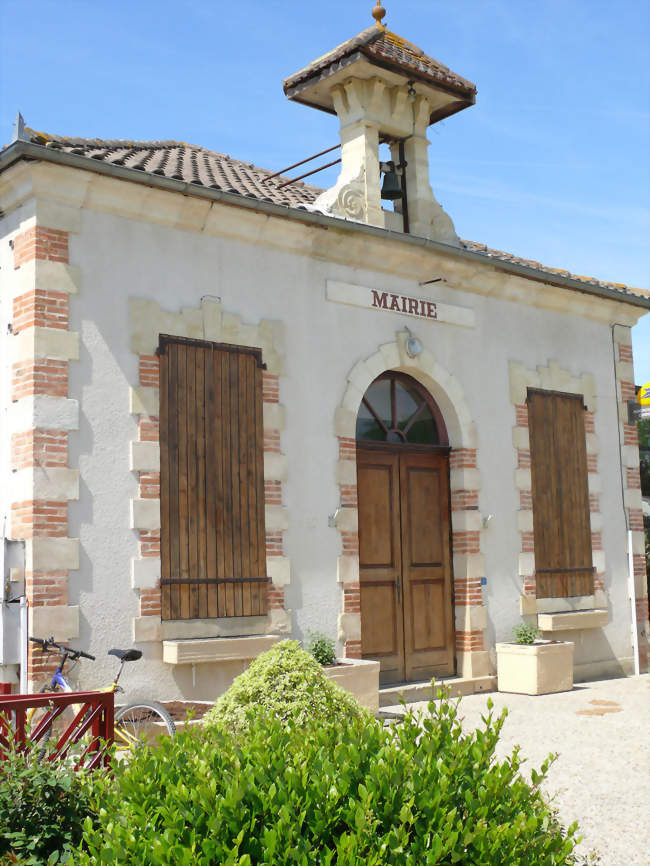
159 336 268 620
527 389 594 598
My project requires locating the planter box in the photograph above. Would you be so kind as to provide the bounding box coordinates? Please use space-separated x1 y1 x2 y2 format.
324 658 380 713
496 641 574 695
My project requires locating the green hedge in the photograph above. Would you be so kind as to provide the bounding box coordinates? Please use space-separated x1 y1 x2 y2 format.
76 691 580 864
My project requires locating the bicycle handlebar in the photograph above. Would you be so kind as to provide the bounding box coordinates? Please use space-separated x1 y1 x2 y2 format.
29 635 95 661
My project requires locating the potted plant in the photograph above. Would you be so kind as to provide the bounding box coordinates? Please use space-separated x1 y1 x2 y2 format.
306 632 380 713
496 622 574 695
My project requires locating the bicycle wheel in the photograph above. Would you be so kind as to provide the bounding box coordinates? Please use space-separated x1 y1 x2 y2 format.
114 700 176 751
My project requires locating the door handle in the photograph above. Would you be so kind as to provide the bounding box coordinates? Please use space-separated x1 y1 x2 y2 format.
396 575 402 604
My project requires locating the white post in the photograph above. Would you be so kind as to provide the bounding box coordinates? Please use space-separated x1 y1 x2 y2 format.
19 597 28 694
628 530 640 677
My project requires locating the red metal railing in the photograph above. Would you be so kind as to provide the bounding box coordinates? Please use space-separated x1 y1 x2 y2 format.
0 691 114 770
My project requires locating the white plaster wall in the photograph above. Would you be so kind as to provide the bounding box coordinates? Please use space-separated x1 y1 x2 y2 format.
62 206 636 699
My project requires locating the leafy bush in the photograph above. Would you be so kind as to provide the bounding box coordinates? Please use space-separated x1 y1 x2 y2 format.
76 690 581 865
513 621 540 644
306 631 337 666
203 639 367 732
0 736 93 865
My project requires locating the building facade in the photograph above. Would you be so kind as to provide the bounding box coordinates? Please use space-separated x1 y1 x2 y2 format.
1 8 648 699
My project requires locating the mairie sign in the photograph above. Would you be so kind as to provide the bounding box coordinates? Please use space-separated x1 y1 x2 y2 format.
639 382 650 406
326 281 475 329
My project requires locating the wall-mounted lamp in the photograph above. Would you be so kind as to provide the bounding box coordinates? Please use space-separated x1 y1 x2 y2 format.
403 326 423 359
482 514 494 528
328 508 341 528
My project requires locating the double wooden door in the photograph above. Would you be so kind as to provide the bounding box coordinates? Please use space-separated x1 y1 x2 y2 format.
357 448 455 684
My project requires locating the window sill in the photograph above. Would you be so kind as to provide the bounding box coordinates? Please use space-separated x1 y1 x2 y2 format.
537 609 608 633
162 616 269 641
163 634 280 665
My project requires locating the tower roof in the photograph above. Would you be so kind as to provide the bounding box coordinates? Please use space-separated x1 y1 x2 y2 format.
284 25 476 126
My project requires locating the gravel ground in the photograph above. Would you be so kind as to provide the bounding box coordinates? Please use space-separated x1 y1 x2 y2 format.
385 675 650 865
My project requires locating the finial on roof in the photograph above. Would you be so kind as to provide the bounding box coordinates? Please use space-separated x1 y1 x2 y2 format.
372 1 387 27
12 112 29 143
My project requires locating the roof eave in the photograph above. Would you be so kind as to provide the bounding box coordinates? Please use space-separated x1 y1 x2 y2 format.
1 140 648 311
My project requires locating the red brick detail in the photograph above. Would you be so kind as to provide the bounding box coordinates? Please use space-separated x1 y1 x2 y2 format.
139 355 160 388
12 359 68 400
11 501 67 538
589 493 600 513
636 598 650 623
345 640 362 659
593 573 605 593
26 571 69 606
451 490 478 511
139 530 160 557
623 424 639 445
262 373 280 403
626 466 642 489
139 418 160 442
454 578 482 605
515 405 528 427
13 289 69 333
633 554 646 579
520 490 533 509
455 630 484 651
28 644 59 684
341 531 359 556
450 449 477 470
140 588 162 617
452 531 480 554
584 411 596 434
343 582 361 613
591 532 602 551
266 531 284 556
523 578 536 595
139 472 160 499
517 449 531 469
521 532 535 553
264 430 281 453
618 343 634 364
586 454 598 473
11 429 68 470
13 226 69 268
267 586 285 610
620 381 636 403
629 510 644 532
339 437 356 461
340 485 358 507
264 480 282 505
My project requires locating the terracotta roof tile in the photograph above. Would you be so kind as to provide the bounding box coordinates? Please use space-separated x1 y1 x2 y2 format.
14 128 648 304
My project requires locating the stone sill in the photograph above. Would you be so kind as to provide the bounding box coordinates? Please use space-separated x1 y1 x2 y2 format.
163 634 280 665
537 609 608 633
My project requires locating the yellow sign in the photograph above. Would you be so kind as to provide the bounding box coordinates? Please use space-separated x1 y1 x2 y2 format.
640 382 650 406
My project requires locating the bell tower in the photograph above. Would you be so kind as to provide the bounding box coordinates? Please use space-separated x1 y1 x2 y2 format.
283 2 476 246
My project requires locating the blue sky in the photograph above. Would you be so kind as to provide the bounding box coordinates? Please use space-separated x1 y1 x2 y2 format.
1 0 648 381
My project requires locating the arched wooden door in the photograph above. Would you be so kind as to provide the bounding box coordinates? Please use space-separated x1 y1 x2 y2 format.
356 372 455 685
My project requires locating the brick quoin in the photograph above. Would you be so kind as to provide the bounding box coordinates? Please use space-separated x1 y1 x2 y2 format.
139 355 160 388
13 226 69 268
338 437 356 461
11 429 68 470
454 578 482 605
139 472 160 499
343 583 361 613
587 454 598 472
345 640 362 659
515 405 528 427
267 587 285 610
12 359 68 400
584 411 596 434
623 424 638 445
452 531 480 553
264 430 281 453
626 467 641 489
620 381 636 403
591 532 602 551
636 598 650 622
264 480 282 505
140 588 162 617
629 510 644 532
455 630 484 651
139 529 160 557
633 554 646 579
618 343 634 364
520 490 533 509
139 418 160 442
517 450 531 469
520 531 535 553
523 577 536 595
26 572 69 607
13 289 69 333
11 501 67 538
340 485 358 507
449 449 477 470
451 490 478 511
262 373 280 403
589 493 600 513
593 574 605 593
341 531 359 556
266 531 284 556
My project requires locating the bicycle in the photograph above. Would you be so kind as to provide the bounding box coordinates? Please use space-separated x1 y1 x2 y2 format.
27 636 176 753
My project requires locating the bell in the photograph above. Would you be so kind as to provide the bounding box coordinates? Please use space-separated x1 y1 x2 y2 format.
381 169 403 201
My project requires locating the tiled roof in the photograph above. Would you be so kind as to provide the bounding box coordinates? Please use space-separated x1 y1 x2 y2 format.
11 129 649 304
22 129 321 211
284 26 476 98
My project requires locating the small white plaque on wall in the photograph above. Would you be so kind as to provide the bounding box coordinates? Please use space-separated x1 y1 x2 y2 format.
326 280 475 328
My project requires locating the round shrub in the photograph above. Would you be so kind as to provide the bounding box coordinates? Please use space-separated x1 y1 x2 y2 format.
203 639 367 732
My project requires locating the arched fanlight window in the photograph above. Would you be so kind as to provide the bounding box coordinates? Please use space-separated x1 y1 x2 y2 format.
356 372 448 446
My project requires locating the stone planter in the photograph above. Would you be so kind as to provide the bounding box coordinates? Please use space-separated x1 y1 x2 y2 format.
496 640 574 695
324 657 380 713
